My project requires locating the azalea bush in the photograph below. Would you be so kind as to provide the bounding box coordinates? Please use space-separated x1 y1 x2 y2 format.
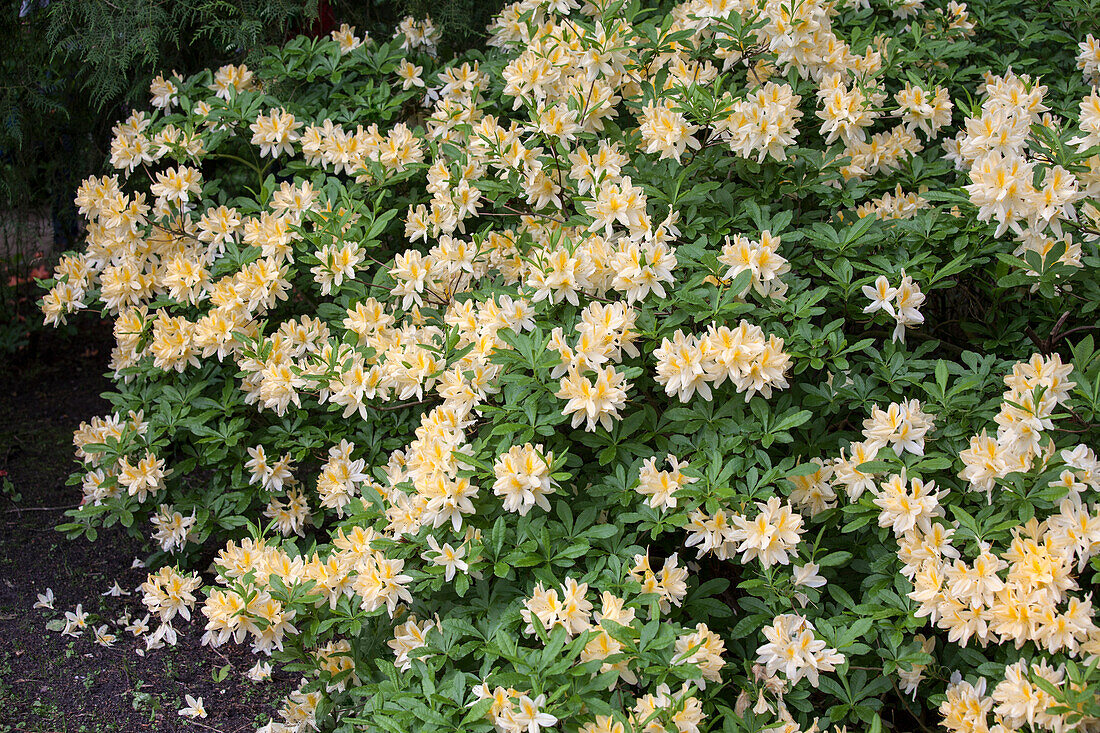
37 2 1100 732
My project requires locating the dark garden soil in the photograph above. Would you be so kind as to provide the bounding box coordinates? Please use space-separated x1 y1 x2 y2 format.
0 322 292 733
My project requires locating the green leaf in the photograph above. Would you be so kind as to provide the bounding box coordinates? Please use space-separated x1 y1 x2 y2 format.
585 524 619 540
788 462 824 477
212 663 231 682
461 697 494 725
817 551 852 567
773 410 812 432
491 516 506 557
856 460 895 474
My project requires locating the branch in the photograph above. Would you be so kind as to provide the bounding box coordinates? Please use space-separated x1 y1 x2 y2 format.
1053 324 1100 345
374 396 438 412
489 200 567 225
4 503 81 513
888 674 937 733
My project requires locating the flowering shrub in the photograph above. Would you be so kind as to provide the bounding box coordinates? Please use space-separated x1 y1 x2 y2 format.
39 2 1100 732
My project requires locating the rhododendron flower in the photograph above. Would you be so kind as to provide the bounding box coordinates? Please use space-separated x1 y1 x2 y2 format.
34 588 54 610
178 694 208 719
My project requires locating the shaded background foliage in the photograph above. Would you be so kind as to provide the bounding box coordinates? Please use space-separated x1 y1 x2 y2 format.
0 0 505 350
2 0 508 210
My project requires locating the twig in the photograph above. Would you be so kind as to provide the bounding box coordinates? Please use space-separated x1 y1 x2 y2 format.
889 674 937 733
182 718 229 733
150 221 204 246
498 201 567 225
3 503 80 513
374 397 438 412
862 328 965 355
210 645 233 666
1053 324 1100 344
1025 325 1048 353
1049 310 1071 342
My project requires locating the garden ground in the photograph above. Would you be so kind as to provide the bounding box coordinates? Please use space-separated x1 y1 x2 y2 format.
0 323 291 733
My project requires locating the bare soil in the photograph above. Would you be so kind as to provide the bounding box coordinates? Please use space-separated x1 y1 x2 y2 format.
0 321 290 733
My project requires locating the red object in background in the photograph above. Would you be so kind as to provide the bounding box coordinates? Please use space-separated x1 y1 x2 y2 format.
5 266 50 288
296 0 336 40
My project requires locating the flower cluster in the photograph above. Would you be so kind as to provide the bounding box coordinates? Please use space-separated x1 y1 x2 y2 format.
717 230 790 299
756 614 845 688
470 685 558 733
686 497 806 566
861 273 926 343
635 454 696 511
654 321 791 403
953 71 1096 282
959 354 1080 497
492 443 557 515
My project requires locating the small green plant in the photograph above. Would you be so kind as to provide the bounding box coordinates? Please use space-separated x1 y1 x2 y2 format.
0 475 20 505
131 686 163 723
